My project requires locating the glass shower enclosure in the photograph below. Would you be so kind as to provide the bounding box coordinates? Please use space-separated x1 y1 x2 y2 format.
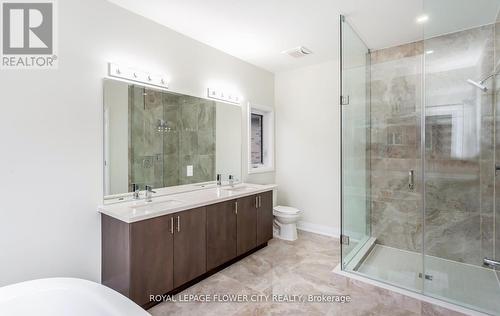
340 2 500 314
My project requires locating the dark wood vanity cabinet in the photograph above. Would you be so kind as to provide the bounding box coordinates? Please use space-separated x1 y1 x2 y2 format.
130 216 174 305
102 208 206 307
256 191 274 246
206 191 274 269
234 191 274 255
173 207 206 288
101 214 175 307
102 190 273 308
236 195 258 255
206 201 237 270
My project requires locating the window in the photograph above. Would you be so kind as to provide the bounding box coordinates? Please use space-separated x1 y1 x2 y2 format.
248 103 274 174
251 113 264 165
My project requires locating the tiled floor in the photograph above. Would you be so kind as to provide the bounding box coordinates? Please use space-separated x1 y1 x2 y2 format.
149 231 467 316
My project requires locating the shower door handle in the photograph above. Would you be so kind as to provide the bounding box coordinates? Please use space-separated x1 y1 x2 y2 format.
408 170 415 191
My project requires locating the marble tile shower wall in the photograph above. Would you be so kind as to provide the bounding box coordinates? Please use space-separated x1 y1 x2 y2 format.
129 87 216 189
370 25 496 266
130 86 164 190
424 25 494 266
176 95 216 185
370 41 424 253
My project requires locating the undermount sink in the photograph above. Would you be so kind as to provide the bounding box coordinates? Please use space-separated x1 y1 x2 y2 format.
195 183 217 189
221 185 257 192
129 199 183 210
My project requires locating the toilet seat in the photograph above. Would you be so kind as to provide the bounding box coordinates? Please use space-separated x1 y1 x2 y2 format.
273 212 298 218
273 206 301 215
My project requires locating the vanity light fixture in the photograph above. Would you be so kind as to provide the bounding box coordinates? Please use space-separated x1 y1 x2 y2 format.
108 63 169 89
207 88 241 105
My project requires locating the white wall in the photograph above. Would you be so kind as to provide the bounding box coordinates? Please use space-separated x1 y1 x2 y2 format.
0 0 274 287
275 60 340 237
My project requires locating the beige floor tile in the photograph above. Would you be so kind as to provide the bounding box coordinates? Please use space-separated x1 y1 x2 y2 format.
149 231 467 316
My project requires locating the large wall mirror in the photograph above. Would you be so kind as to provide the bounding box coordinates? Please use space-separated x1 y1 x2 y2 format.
103 79 242 202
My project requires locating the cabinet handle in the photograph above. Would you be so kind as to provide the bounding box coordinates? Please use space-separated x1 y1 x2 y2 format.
258 196 262 208
235 201 238 215
170 217 174 234
177 216 180 232
255 196 258 208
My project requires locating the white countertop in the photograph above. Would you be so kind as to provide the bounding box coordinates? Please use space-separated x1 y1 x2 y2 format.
98 183 277 223
103 181 219 204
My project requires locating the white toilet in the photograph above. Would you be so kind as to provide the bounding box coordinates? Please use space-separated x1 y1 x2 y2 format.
273 206 302 241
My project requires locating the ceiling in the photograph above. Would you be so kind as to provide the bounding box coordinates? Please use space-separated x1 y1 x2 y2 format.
108 0 339 73
108 0 500 73
343 0 500 50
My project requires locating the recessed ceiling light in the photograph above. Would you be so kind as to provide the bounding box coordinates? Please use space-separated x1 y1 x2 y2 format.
416 14 429 24
425 50 434 54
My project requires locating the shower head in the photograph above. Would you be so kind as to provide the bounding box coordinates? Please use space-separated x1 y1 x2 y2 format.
467 79 488 92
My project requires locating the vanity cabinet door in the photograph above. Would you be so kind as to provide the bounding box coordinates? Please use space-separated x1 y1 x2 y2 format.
130 215 174 306
236 195 258 255
206 201 237 270
173 207 207 288
257 191 274 245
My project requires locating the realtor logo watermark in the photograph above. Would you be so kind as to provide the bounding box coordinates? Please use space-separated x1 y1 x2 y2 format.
1 0 57 69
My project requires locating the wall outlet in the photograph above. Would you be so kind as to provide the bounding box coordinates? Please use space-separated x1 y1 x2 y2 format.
187 165 193 177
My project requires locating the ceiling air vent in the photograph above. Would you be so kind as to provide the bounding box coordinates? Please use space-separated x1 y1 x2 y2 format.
282 46 313 58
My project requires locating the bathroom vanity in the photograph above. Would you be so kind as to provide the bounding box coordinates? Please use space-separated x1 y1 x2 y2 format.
100 79 276 308
99 184 275 308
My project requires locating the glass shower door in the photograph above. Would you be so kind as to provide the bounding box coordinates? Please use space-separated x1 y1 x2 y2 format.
422 1 500 314
341 15 425 291
340 2 500 313
340 16 371 269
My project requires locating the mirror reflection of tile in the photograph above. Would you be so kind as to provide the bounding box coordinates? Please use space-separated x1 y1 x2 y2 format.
129 86 216 190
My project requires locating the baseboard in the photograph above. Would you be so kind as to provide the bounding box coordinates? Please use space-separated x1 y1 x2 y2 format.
297 221 340 238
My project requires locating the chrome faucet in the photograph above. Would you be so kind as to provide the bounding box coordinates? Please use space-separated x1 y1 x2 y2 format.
145 185 156 202
228 175 235 187
132 183 140 200
217 174 223 187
